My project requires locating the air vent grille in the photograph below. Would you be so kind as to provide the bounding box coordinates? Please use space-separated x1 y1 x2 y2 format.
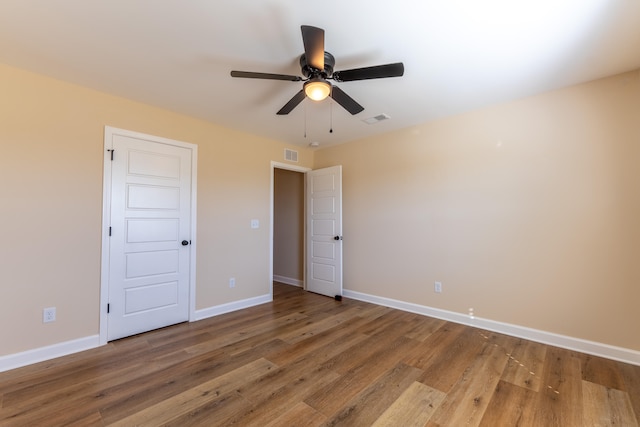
362 113 391 125
284 149 298 162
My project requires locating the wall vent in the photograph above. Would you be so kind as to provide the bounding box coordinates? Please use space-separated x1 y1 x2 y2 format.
284 148 299 162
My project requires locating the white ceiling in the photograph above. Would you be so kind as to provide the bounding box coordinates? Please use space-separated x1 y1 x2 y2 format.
1 1 639 148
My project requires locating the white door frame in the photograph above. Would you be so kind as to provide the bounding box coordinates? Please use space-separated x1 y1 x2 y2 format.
100 126 198 345
270 161 311 297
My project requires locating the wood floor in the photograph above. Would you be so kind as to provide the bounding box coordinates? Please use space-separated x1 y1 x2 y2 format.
1 283 639 426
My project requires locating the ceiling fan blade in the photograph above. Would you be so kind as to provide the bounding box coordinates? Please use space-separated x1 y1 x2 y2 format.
231 70 302 81
301 25 325 71
333 62 404 82
277 90 306 115
330 86 364 115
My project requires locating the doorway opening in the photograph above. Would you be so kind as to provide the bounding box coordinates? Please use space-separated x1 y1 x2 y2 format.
270 162 343 300
273 168 305 289
270 162 310 298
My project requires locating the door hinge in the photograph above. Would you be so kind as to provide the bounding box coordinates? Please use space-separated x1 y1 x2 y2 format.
107 303 110 314
107 149 114 161
109 226 112 236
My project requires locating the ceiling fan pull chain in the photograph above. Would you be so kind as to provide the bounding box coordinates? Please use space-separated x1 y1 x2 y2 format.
330 100 333 134
304 99 307 138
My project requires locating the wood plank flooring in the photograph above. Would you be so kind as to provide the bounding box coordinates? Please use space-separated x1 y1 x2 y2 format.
1 282 639 426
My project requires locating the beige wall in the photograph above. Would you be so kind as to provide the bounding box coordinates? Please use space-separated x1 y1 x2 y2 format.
273 168 305 282
0 63 312 356
315 70 640 351
2 60 639 359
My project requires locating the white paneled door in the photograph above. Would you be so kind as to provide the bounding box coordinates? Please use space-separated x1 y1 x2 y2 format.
306 166 343 298
106 131 193 341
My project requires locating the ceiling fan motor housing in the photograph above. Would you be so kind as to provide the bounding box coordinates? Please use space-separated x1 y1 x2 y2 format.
300 52 335 78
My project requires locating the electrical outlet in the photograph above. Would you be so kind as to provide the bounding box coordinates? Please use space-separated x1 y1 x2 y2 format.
229 277 236 288
434 281 442 293
43 307 56 323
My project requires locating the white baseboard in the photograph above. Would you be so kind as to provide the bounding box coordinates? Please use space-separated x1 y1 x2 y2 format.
0 335 101 373
6 290 637 373
193 293 272 321
1 294 272 373
273 275 303 287
343 289 640 367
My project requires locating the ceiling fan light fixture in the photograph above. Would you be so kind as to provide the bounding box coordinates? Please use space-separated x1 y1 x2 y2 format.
304 78 331 101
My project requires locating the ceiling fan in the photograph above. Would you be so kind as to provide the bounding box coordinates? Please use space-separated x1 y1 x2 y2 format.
230 25 404 115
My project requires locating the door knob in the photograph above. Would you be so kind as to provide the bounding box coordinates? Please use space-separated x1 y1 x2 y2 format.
181 240 190 246
334 236 343 241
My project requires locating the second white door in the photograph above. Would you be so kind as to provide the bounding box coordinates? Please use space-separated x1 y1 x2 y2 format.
306 165 343 298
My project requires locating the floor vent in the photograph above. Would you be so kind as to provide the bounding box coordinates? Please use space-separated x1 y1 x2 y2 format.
285 148 299 162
